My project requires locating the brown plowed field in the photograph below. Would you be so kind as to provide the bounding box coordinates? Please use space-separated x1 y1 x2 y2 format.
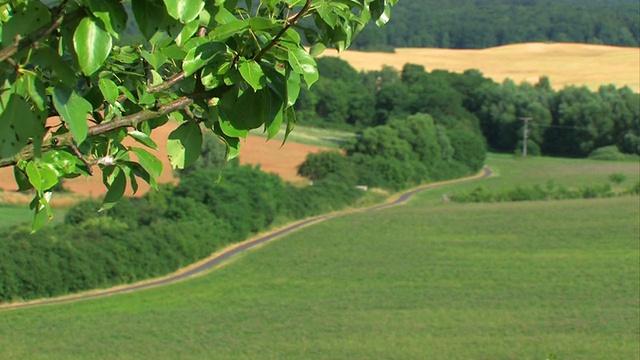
0 124 324 204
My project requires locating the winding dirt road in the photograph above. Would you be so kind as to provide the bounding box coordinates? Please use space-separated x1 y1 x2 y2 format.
2 168 492 310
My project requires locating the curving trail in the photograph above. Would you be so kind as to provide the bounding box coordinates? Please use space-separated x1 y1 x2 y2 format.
2 168 492 310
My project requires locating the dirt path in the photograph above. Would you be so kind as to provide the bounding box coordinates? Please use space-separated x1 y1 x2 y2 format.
1 168 492 310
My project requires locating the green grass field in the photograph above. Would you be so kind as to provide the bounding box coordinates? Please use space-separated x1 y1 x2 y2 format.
0 155 638 359
0 205 66 229
250 124 356 149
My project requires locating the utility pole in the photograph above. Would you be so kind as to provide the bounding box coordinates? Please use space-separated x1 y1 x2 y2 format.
520 117 532 157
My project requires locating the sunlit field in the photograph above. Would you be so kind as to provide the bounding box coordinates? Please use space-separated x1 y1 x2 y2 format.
321 43 640 92
1 154 638 359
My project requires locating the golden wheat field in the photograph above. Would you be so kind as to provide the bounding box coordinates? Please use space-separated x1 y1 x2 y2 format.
320 42 640 92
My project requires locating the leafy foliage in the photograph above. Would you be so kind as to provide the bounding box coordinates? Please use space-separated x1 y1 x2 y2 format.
0 0 397 230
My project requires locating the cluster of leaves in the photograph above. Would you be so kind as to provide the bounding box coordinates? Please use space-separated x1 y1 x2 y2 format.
351 0 640 50
296 59 639 158
298 113 486 191
0 164 365 303
0 0 397 230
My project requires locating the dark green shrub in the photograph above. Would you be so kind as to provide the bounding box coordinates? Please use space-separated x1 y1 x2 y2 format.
448 129 487 172
609 173 627 184
297 151 356 184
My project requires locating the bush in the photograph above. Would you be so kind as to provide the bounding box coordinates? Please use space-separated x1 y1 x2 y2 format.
588 146 639 161
448 129 487 172
297 151 356 184
609 173 627 184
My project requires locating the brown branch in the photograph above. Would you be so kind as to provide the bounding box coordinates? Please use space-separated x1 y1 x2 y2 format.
254 0 313 62
68 142 93 176
0 7 84 63
147 72 186 93
0 86 231 168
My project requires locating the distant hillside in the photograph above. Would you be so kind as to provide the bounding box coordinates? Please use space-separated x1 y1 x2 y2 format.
352 0 639 50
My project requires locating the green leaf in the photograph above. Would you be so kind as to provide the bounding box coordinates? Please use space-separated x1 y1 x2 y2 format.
249 17 277 31
101 168 126 211
99 78 119 105
175 19 200 46
52 86 93 144
209 19 249 41
182 41 228 77
140 50 168 70
238 59 265 91
375 3 391 26
30 45 76 87
211 121 241 160
265 104 284 139
309 43 327 57
132 0 167 40
128 130 159 150
1 1 50 51
86 0 128 39
282 106 296 145
219 88 280 130
41 150 77 176
167 121 203 169
16 72 46 111
14 166 32 191
286 73 301 107
287 47 319 87
0 95 39 158
163 0 205 23
26 161 58 194
218 117 248 138
73 17 113 76
130 147 163 180
31 194 53 233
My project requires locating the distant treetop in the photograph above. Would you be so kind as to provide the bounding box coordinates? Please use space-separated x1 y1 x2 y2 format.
352 0 640 51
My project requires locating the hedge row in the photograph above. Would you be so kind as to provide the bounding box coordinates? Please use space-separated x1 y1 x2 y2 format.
0 165 364 303
451 182 640 204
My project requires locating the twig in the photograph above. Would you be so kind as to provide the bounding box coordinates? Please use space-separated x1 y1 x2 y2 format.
0 86 231 168
254 0 313 62
68 142 93 176
0 7 83 63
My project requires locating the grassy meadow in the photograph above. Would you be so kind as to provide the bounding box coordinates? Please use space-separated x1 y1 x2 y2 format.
0 205 67 229
249 125 356 149
0 154 638 359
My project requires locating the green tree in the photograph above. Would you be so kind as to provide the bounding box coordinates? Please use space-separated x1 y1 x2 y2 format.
297 151 356 184
0 0 398 230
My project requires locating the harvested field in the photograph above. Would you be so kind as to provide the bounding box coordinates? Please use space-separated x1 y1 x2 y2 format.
320 42 640 92
0 126 324 202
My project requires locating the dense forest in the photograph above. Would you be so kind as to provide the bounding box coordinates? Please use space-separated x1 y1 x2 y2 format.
297 57 639 158
351 0 640 50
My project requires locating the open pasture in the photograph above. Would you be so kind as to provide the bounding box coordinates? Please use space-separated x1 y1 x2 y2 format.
0 155 638 359
321 42 640 92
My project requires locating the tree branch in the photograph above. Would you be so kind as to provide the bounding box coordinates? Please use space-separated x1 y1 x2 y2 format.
0 86 231 168
254 0 313 62
0 7 84 63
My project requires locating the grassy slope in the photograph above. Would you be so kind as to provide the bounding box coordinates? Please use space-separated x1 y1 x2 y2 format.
0 205 66 229
0 155 638 359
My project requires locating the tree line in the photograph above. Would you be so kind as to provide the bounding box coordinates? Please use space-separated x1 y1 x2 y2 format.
0 155 365 303
351 0 640 51
297 57 639 158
